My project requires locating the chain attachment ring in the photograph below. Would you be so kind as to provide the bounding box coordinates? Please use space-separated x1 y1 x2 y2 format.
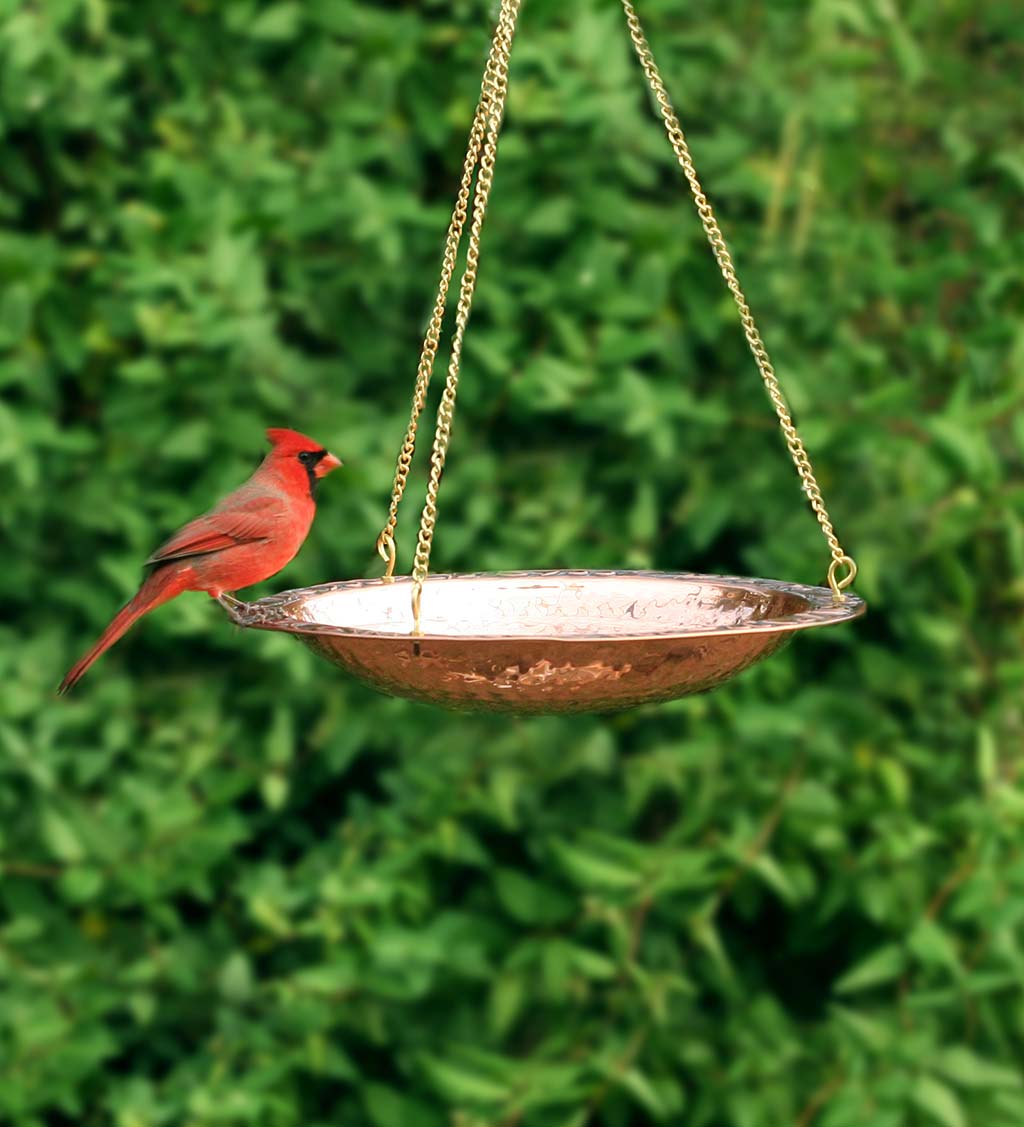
827 555 857 601
376 531 397 582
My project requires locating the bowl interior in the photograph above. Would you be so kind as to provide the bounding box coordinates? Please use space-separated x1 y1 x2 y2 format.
284 572 817 639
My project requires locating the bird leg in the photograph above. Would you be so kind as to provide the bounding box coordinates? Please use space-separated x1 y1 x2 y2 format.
215 592 248 613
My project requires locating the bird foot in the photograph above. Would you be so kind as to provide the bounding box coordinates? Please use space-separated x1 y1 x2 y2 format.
216 592 249 615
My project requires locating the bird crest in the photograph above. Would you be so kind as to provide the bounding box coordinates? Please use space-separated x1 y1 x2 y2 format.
265 427 325 455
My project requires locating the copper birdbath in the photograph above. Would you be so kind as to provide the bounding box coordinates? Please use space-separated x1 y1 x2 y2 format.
224 571 865 713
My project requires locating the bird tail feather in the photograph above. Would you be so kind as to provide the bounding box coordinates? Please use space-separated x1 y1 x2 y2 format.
58 568 189 694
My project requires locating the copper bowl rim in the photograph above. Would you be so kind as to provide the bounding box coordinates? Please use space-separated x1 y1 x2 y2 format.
227 570 866 642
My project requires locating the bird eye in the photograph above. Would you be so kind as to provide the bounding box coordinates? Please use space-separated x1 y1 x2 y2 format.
298 451 312 465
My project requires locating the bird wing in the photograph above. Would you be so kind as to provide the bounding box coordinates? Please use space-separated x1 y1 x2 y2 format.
145 493 288 565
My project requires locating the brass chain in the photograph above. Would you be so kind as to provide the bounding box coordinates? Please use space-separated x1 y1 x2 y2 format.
621 0 856 599
408 0 522 632
378 0 857 632
375 4 520 581
374 105 486 580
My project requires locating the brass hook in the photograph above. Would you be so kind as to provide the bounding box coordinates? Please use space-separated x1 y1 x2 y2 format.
827 555 858 601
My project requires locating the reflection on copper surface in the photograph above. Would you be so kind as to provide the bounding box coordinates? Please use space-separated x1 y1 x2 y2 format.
224 571 866 714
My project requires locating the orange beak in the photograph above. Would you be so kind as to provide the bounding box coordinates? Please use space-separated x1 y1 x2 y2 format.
316 452 343 477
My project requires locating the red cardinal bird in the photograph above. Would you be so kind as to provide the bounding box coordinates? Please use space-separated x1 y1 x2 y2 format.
58 427 342 694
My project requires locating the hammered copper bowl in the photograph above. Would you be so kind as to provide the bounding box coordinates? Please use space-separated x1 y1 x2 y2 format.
224 570 865 714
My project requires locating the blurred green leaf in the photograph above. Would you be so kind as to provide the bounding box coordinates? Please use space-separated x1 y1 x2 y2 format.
834 945 906 994
912 1075 967 1127
494 868 575 925
933 1047 1024 1091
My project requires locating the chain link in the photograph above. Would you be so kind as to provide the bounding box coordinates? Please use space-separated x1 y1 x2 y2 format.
620 0 855 599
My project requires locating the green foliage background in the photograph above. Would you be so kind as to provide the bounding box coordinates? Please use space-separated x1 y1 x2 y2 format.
2 1 1022 1124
